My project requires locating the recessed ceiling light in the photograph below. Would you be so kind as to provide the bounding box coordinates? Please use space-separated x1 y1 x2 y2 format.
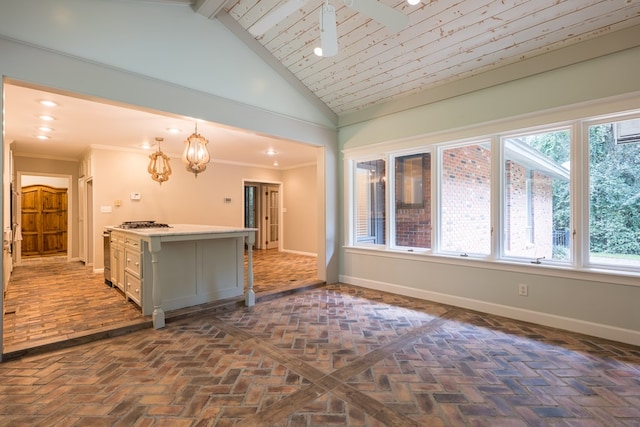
39 115 55 121
37 135 50 140
314 47 323 57
273 160 279 166
266 149 277 156
39 126 53 132
39 100 58 107
167 128 181 134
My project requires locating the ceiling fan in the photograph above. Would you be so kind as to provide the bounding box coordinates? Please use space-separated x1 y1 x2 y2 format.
248 0 413 57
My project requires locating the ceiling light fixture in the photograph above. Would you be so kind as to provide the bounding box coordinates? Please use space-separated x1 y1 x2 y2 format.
167 128 181 134
182 123 211 177
38 126 53 132
267 149 277 156
148 137 172 184
407 0 420 5
36 135 49 140
39 115 54 121
319 1 338 57
39 100 58 107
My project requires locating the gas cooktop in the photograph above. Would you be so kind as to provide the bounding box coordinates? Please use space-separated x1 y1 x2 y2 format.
117 221 172 229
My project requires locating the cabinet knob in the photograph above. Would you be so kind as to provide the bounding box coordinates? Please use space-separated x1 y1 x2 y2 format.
135 262 139 266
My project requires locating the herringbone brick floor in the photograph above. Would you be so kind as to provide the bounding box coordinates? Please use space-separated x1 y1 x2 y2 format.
2 259 640 425
3 249 320 355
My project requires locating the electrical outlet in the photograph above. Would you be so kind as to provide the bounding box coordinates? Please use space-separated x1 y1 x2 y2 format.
518 283 528 296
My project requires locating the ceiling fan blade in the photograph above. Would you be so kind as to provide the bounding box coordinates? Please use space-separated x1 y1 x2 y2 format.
320 4 338 57
344 0 408 33
248 0 308 36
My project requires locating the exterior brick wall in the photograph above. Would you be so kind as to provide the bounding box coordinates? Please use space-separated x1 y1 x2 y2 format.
441 144 492 253
505 161 553 258
395 153 431 248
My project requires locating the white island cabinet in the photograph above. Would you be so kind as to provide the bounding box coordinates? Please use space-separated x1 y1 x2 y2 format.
106 225 257 328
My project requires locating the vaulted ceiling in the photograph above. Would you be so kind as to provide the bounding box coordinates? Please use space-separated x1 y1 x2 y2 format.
5 0 640 163
202 0 640 119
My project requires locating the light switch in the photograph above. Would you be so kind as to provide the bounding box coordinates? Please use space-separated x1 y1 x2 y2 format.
100 206 112 213
130 192 141 200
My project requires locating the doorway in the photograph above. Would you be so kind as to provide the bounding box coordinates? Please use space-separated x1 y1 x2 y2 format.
244 182 281 251
15 174 73 265
20 185 68 258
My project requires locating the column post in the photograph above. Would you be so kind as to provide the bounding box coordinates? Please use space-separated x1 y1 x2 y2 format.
245 230 256 306
149 237 165 328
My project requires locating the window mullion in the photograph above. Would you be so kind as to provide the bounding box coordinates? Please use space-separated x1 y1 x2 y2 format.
491 136 501 261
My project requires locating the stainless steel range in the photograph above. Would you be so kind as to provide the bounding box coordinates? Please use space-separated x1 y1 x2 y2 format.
116 220 172 229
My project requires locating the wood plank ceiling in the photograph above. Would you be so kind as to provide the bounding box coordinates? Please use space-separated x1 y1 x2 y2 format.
218 0 640 117
140 0 640 119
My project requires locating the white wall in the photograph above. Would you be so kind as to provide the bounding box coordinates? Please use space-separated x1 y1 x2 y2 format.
338 43 640 345
0 4 339 284
282 164 318 256
21 175 69 188
90 147 321 269
0 0 335 128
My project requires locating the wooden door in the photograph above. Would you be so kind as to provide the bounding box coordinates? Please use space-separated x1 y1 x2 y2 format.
21 185 68 257
263 185 280 250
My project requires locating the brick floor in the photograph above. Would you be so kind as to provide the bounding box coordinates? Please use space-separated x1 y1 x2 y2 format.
2 260 640 425
3 249 320 356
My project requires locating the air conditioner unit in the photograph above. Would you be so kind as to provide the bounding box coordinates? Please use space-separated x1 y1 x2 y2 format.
615 118 640 145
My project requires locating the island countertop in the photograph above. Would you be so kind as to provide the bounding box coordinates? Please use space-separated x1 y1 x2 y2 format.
105 224 257 328
106 224 257 238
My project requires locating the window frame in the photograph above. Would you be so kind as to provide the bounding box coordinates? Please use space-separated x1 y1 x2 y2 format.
499 125 574 266
582 113 640 273
389 149 433 252
343 105 640 280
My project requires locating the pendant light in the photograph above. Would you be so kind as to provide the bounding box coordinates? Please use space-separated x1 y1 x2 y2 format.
182 123 211 177
148 137 172 184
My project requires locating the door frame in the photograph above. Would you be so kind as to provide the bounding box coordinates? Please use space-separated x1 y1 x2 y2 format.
15 172 73 266
243 180 283 251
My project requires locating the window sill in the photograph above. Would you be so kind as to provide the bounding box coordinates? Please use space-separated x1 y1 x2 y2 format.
343 245 640 288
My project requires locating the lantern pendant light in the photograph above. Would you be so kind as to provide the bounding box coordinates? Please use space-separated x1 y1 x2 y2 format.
182 123 210 177
148 137 172 184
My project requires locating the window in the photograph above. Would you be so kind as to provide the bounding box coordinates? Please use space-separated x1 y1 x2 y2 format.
503 129 571 262
355 159 386 245
345 105 640 277
394 153 431 249
588 118 640 268
439 142 491 255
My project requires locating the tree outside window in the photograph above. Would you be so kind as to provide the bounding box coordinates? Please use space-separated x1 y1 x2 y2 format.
503 129 571 261
589 119 640 267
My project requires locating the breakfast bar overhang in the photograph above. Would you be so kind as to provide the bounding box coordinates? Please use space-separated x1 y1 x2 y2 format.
107 224 257 328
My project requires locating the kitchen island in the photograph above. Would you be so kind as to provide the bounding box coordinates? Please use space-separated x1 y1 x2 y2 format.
106 224 257 328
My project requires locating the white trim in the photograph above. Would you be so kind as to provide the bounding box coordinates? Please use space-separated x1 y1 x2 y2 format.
280 249 317 257
340 274 640 347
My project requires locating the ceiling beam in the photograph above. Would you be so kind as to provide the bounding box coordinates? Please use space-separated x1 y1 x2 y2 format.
192 0 228 18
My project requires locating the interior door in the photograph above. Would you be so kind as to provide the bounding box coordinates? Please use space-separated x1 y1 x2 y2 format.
78 178 86 262
263 185 280 250
20 185 68 257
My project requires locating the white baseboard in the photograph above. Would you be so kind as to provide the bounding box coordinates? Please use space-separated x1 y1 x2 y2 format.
340 275 640 347
280 249 317 257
